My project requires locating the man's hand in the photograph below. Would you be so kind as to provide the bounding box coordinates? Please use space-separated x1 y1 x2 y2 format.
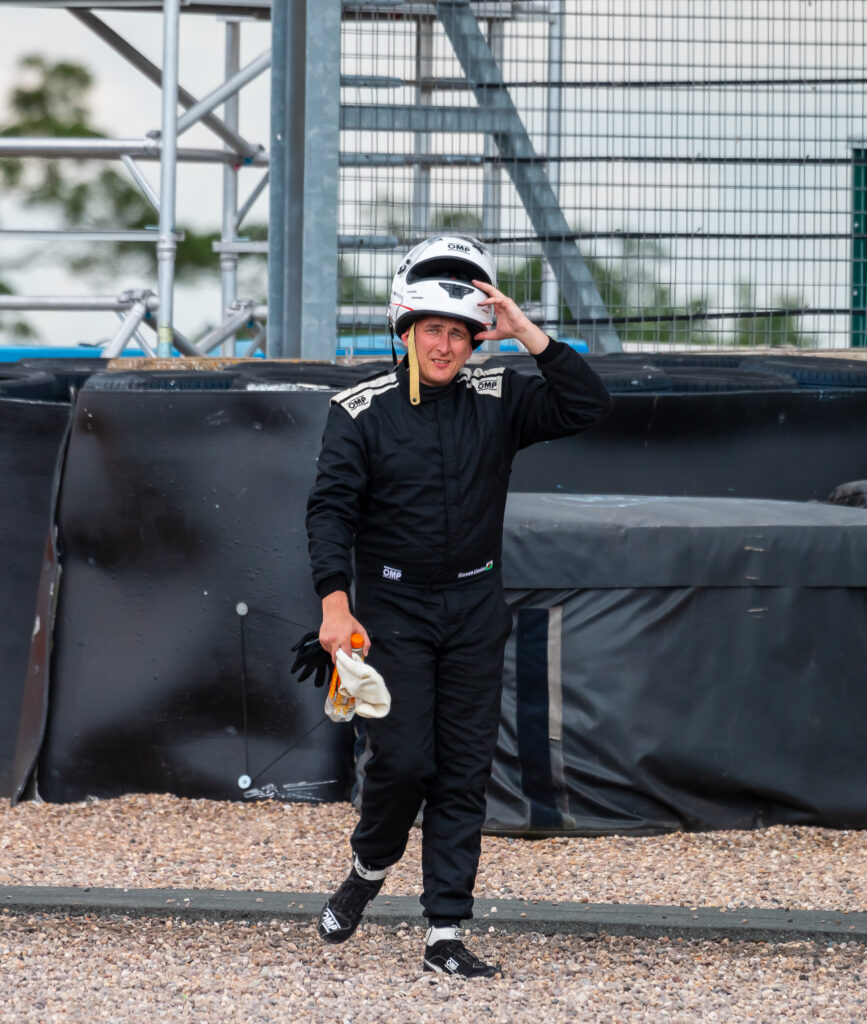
471 279 550 356
319 590 371 663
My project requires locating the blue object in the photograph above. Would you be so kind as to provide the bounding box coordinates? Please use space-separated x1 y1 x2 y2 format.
335 335 589 357
0 345 144 362
3 335 589 362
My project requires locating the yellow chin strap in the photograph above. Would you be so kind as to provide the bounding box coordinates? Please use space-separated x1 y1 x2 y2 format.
407 322 421 406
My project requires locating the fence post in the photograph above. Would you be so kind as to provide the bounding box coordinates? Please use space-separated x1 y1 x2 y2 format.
854 148 866 348
267 0 306 358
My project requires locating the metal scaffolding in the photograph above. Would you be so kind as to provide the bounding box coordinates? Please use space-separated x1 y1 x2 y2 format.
2 0 616 357
0 0 271 358
4 1 863 354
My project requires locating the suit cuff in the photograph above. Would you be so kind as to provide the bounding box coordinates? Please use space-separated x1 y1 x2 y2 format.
533 336 565 366
315 574 351 599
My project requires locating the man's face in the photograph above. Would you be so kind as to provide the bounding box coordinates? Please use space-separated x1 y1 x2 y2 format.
402 316 474 387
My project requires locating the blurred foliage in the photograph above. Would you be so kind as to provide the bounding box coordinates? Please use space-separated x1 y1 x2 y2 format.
0 55 266 292
0 279 38 341
342 206 813 347
500 240 812 348
431 209 483 234
733 283 813 348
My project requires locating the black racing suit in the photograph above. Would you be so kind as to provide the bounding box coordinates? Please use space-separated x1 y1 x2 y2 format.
306 340 611 922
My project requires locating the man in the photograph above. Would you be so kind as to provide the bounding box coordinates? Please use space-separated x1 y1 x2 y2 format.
305 234 611 977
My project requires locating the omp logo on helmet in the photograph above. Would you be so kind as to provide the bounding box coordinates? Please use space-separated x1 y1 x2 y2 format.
447 242 470 253
320 908 341 933
347 394 368 411
438 282 475 300
475 378 498 392
382 566 402 581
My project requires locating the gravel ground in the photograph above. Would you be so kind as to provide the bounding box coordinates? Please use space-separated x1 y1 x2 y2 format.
2 795 866 912
2 915 864 1024
3 795 866 1021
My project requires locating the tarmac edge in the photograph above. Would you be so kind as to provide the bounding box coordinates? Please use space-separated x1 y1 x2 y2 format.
1 887 866 944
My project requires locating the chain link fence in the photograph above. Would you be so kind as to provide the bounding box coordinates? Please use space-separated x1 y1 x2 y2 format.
336 1 867 354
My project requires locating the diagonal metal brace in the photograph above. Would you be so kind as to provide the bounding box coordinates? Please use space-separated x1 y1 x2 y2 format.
71 9 262 162
435 0 621 352
195 299 258 355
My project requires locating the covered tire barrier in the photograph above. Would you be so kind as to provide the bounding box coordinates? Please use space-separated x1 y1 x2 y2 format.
659 366 799 392
749 356 867 388
15 358 108 397
486 352 673 392
489 352 801 393
0 367 66 403
509 376 867 502
0 385 72 797
84 369 239 392
233 360 395 391
20 384 352 804
486 493 867 836
826 479 867 508
8 356 867 810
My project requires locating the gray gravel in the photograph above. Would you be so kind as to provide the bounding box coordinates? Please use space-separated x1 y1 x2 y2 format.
2 915 865 1023
2 795 865 912
3 795 866 1022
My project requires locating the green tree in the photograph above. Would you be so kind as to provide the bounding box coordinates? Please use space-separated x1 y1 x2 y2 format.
431 209 483 234
0 280 38 341
499 242 716 347
0 55 266 291
733 283 812 348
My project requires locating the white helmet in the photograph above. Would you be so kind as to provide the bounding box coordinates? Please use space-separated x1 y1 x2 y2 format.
387 234 497 348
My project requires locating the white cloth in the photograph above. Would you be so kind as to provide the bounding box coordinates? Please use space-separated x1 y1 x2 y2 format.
333 649 391 719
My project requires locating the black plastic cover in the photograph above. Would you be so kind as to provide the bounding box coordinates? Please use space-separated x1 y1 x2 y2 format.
0 399 72 797
36 389 353 803
510 387 867 502
486 493 867 835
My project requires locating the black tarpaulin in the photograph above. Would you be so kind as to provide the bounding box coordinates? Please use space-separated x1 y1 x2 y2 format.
0 398 71 798
486 493 867 836
509 388 867 502
34 389 353 804
503 493 867 588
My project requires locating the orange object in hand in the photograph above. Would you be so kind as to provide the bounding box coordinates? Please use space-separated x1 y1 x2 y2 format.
325 633 365 721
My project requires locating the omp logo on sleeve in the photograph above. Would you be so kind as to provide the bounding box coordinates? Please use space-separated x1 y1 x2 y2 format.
382 566 403 581
347 395 367 411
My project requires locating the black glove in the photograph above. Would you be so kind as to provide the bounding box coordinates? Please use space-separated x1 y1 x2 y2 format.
290 630 332 688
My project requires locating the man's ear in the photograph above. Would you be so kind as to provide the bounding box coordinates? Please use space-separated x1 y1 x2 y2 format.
400 330 410 345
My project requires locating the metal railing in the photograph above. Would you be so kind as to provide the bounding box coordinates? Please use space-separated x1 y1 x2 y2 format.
2 1 866 355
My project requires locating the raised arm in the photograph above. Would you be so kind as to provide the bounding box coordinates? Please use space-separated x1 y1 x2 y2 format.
472 279 612 452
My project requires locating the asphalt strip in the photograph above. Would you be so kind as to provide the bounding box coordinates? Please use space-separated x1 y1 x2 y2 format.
1 887 866 944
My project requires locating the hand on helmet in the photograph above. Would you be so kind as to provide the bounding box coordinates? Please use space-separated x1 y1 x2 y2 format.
472 280 550 355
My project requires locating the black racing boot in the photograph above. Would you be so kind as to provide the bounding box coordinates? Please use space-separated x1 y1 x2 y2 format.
422 925 502 978
317 855 387 944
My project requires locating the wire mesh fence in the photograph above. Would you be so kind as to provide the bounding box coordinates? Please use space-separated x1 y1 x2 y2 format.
337 0 867 353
